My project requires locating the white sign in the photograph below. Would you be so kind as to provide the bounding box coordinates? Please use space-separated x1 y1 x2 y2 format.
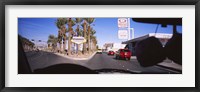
118 30 128 39
71 37 86 44
118 18 128 28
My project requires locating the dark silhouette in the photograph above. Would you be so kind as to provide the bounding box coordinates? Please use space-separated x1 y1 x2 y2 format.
135 37 166 67
132 18 182 67
165 26 182 65
18 35 32 74
34 64 98 74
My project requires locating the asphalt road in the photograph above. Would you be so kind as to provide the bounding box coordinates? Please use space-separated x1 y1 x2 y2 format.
26 51 181 74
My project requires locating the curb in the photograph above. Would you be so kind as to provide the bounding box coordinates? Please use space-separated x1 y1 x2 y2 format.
55 51 97 61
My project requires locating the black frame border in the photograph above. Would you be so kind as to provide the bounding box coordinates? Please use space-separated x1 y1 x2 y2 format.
0 0 199 92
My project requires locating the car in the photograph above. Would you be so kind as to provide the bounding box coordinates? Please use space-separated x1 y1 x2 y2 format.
97 49 102 54
115 49 131 60
107 51 115 55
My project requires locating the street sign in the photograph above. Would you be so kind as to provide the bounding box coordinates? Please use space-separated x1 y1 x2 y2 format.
118 18 128 28
71 37 86 44
118 30 128 39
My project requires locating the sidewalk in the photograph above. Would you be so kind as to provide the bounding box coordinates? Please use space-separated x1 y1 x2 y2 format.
55 51 97 60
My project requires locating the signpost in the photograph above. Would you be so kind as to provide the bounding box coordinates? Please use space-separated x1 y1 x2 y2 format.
118 18 134 40
118 18 128 28
71 37 86 44
118 30 128 39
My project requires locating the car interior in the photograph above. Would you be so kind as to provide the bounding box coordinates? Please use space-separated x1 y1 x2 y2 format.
18 18 182 74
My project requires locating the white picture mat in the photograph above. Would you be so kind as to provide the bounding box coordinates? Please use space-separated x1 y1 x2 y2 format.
5 5 195 87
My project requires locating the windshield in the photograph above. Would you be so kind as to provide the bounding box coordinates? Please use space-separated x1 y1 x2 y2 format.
18 18 182 74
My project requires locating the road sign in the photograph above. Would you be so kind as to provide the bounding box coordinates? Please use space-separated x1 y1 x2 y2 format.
71 37 86 44
118 30 128 39
118 18 128 28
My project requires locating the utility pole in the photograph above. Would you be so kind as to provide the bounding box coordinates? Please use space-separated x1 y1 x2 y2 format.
118 18 134 40
127 18 134 40
128 18 131 40
130 28 134 39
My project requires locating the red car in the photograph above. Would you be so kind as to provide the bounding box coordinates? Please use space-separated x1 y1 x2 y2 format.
115 49 131 60
107 51 115 55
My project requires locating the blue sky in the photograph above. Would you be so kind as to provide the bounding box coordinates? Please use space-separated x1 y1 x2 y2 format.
18 18 182 47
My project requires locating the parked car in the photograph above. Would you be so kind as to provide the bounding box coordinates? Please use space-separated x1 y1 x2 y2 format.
107 51 115 55
115 49 131 60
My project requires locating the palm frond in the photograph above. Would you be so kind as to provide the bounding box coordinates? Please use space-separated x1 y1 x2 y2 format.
75 18 83 24
85 18 95 24
55 18 67 29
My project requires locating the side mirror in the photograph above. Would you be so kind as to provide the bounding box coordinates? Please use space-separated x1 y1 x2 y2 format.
135 37 166 67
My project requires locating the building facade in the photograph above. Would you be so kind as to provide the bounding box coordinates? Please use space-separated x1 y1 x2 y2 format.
103 43 126 52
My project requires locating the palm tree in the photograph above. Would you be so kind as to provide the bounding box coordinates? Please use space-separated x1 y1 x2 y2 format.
85 18 95 54
90 29 97 52
75 18 83 55
55 18 68 53
66 18 75 56
62 28 68 54
92 37 97 51
82 19 88 54
57 30 62 53
47 35 58 52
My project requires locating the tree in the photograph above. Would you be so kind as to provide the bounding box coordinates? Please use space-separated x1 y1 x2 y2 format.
75 18 83 55
47 35 58 52
55 18 68 53
82 19 88 54
66 18 75 56
57 30 62 53
85 18 95 54
90 28 97 52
